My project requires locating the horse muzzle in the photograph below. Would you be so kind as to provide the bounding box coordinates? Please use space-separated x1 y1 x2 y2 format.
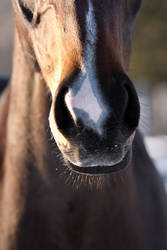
51 72 139 175
65 143 132 175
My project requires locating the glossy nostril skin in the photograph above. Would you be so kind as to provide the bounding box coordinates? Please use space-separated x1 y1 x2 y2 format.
54 72 140 140
104 73 140 137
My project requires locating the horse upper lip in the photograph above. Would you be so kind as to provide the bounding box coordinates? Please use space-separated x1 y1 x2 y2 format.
65 142 131 168
69 152 126 168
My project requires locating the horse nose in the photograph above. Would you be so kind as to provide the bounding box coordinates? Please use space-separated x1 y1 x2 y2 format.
54 73 140 138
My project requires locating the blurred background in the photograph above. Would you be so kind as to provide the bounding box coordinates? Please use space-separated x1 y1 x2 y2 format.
130 0 167 189
0 0 167 187
0 0 13 76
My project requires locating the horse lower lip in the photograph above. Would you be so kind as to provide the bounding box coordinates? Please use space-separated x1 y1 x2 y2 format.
66 150 131 175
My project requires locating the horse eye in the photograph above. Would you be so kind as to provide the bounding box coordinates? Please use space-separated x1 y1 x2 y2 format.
19 0 34 23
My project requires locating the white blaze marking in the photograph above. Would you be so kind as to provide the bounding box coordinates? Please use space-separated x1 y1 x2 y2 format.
65 0 108 133
65 76 102 123
85 0 97 66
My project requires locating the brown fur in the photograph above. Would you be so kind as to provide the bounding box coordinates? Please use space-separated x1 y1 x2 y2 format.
0 1 167 250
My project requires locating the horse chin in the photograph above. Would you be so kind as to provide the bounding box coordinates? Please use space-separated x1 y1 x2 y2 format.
65 149 132 176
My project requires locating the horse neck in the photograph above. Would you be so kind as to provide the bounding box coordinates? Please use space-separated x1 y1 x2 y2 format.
0 31 59 249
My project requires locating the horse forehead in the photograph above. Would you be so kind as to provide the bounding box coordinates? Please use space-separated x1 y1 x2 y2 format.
74 0 122 15
73 0 122 38
74 0 117 10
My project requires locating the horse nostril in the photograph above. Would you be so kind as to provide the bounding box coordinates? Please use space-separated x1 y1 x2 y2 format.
54 86 77 137
121 80 140 136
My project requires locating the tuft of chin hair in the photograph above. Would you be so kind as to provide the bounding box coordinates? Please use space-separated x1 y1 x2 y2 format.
50 137 130 190
59 160 130 191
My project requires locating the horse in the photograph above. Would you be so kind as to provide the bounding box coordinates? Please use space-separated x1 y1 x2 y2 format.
0 0 167 249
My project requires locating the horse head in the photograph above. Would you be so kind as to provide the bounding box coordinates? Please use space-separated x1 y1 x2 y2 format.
12 0 141 175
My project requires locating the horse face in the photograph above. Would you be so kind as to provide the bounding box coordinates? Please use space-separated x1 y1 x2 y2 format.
14 0 141 175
